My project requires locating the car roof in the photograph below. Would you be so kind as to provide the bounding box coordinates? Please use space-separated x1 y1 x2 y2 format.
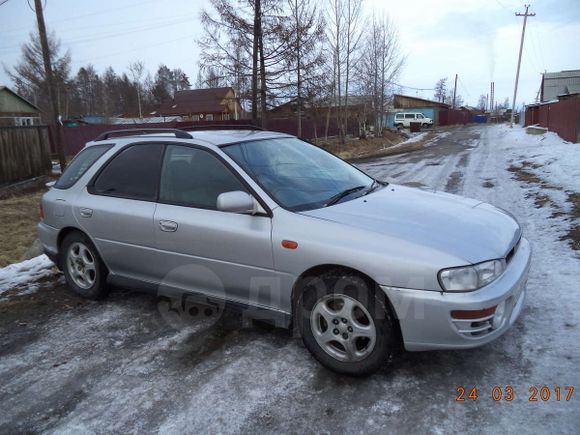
85 129 294 148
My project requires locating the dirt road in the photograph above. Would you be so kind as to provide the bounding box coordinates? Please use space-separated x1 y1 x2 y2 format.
1 125 578 434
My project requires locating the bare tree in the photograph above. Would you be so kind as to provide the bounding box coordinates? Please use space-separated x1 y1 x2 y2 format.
285 0 325 136
325 0 364 142
434 77 448 103
128 61 145 118
477 94 487 111
199 0 288 126
357 14 404 135
6 31 71 121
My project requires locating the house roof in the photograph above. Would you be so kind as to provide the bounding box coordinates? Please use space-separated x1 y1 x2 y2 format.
393 94 450 109
0 86 41 112
542 69 580 102
158 87 236 116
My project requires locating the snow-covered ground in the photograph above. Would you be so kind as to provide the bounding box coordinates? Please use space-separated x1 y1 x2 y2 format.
0 124 578 434
0 254 58 297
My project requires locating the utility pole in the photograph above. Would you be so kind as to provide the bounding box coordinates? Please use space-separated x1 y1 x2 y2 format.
34 0 66 172
510 4 535 128
452 74 458 109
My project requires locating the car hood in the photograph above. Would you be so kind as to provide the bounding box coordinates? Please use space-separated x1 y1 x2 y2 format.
300 185 521 264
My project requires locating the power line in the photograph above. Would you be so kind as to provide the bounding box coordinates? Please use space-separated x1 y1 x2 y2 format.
391 82 435 91
0 0 11 7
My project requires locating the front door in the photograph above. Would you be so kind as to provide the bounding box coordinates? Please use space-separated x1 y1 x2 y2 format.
153 144 277 310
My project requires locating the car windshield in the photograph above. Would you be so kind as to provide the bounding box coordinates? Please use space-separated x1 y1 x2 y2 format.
222 138 374 211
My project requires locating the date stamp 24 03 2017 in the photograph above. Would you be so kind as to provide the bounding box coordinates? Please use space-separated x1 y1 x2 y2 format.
455 386 574 402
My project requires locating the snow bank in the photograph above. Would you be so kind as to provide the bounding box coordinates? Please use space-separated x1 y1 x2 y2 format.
0 254 58 295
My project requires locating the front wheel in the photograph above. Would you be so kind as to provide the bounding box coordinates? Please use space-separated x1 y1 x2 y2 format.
298 270 396 376
62 232 109 300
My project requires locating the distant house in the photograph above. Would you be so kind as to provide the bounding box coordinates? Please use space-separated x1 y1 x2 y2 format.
541 70 580 102
0 86 41 126
155 87 242 121
385 94 449 127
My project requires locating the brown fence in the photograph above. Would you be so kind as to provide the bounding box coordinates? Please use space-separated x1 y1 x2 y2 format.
0 126 52 184
525 95 580 143
51 118 358 156
439 109 470 126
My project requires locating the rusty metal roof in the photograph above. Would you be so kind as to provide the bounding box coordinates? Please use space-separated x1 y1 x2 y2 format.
158 87 236 116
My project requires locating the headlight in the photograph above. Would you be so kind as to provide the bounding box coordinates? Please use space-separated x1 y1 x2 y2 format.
439 260 505 291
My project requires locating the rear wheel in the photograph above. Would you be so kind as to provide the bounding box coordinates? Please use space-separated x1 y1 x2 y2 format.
297 269 396 376
62 232 109 300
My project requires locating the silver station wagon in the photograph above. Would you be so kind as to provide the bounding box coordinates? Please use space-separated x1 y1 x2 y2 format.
38 127 531 375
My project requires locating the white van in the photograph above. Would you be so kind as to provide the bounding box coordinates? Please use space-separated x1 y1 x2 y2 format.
394 112 433 128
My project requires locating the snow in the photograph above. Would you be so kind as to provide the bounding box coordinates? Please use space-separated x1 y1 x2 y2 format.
0 254 58 296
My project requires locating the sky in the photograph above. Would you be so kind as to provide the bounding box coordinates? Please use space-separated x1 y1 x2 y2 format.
1 0 579 108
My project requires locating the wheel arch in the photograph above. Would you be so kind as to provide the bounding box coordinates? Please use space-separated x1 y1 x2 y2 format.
57 226 109 272
290 263 403 347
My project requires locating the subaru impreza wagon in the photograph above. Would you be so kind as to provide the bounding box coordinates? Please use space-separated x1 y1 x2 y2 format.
38 127 531 375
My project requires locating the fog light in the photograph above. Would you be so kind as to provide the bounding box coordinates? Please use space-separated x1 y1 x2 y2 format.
492 301 506 329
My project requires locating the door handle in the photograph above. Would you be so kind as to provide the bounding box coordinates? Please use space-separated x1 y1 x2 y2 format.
79 207 93 218
159 220 178 232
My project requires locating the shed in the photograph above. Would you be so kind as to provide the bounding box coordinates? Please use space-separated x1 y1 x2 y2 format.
0 86 41 126
384 94 449 127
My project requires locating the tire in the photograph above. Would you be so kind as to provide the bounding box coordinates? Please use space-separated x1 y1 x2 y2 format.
61 231 109 300
297 269 396 376
422 123 429 128
395 123 403 130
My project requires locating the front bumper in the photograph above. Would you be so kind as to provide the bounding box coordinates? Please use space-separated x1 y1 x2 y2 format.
382 237 531 351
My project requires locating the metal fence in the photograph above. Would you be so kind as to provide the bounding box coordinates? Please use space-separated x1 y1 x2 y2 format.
0 125 52 184
525 96 580 143
439 109 471 126
50 118 357 156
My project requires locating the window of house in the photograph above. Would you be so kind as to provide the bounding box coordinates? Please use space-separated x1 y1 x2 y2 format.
91 144 164 201
206 114 214 121
222 113 230 121
192 115 200 121
54 144 113 189
159 145 247 209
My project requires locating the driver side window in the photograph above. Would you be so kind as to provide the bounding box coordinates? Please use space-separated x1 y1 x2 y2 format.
159 145 247 209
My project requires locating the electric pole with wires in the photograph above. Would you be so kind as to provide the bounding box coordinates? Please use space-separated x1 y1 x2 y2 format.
510 4 535 128
34 0 66 171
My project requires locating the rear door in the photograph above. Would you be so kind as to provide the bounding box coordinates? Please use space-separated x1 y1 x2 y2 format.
77 143 164 282
153 144 276 309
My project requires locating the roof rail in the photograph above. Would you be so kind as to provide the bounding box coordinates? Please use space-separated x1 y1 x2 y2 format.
182 124 264 132
94 128 193 141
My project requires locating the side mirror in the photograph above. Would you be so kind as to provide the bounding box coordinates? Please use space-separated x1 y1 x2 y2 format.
217 191 262 214
46 180 56 188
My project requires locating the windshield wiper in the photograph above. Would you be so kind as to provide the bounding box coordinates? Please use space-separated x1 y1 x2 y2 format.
325 185 366 207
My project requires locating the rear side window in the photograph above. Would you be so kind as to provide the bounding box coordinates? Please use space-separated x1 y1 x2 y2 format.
91 144 164 201
54 144 112 189
404 114 414 119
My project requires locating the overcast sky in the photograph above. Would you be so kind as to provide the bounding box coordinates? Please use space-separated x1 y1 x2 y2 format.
1 0 579 108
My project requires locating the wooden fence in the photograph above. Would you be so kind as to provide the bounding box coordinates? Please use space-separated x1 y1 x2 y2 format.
0 126 52 184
